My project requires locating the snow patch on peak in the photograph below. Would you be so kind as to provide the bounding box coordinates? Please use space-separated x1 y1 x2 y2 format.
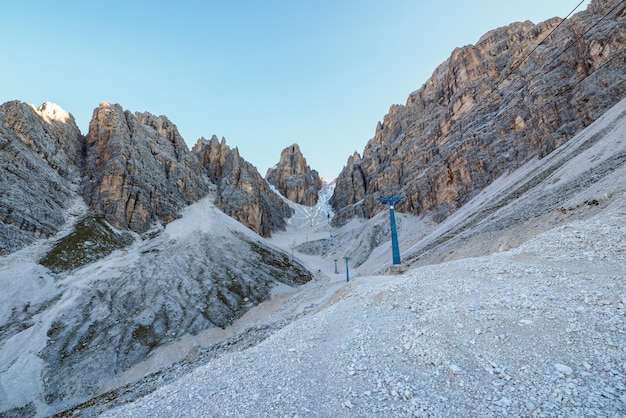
34 102 73 123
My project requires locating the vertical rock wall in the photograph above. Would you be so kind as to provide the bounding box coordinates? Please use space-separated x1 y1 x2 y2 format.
331 0 626 225
83 103 209 233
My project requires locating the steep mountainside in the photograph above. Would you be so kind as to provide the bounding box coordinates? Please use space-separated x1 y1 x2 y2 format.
331 0 626 225
83 103 210 233
193 135 293 237
400 95 626 270
0 197 312 417
0 101 83 254
266 144 322 206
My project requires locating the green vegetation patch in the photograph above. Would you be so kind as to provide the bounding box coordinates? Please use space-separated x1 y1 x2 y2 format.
39 217 134 273
246 239 312 285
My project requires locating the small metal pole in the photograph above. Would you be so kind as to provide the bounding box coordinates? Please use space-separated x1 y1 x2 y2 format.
334 259 338 274
344 256 350 282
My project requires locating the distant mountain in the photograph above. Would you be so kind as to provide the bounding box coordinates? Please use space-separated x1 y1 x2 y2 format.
330 0 626 226
266 143 323 206
83 103 210 233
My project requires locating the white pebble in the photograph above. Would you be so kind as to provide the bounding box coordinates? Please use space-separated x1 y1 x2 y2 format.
555 364 573 375
449 364 462 374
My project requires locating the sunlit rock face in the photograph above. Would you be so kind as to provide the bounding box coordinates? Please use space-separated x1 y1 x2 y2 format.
83 103 209 233
193 135 293 237
266 144 322 206
330 0 626 225
0 101 84 253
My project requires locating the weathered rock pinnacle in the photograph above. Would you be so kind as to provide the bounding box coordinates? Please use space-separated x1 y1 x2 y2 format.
266 143 322 206
193 135 293 237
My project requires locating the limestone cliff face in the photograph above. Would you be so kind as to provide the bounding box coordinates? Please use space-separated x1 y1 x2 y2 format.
0 101 83 253
266 144 322 206
328 151 367 219
193 135 293 237
83 103 209 232
0 100 296 254
331 0 626 225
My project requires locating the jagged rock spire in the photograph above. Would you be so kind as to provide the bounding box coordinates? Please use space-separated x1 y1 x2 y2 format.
266 143 322 206
192 135 293 237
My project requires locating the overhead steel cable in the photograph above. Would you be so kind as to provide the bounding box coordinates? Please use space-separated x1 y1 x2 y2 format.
504 0 588 78
410 1 623 138
548 0 625 66
484 0 622 104
448 0 625 153
555 49 626 96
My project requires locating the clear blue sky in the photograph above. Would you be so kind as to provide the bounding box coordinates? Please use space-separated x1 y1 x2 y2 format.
1 0 591 180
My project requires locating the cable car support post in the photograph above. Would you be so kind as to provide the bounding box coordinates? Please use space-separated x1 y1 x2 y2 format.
379 196 404 267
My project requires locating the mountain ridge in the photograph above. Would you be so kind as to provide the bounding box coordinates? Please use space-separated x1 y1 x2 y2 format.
266 143 323 206
192 135 294 237
0 101 319 254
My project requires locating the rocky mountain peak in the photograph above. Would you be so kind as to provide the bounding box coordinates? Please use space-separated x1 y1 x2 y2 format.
82 103 209 233
35 101 76 124
192 136 293 237
134 111 186 146
266 143 322 206
194 135 230 183
1 98 300 254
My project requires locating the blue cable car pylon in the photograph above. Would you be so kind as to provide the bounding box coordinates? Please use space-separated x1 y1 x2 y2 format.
379 196 404 265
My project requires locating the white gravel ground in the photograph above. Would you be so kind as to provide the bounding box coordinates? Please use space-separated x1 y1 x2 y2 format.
99 198 625 417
